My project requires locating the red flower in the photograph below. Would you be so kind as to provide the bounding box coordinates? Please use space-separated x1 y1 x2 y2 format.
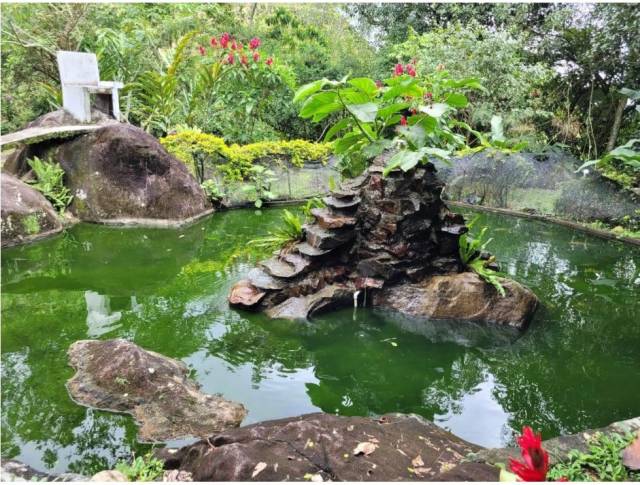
424 92 433 101
394 63 404 76
249 37 261 50
231 40 238 50
253 51 260 62
226 52 235 64
240 54 248 66
210 37 218 48
266 57 273 66
220 32 230 48
198 45 206 56
509 427 549 482
406 64 416 77
375 80 383 88
400 116 407 126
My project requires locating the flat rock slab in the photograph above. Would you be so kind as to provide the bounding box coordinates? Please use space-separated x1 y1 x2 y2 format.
304 224 355 250
373 272 538 330
66 339 247 442
259 253 310 279
0 125 102 150
159 412 499 481
229 279 266 307
323 195 361 210
266 284 353 320
247 267 286 290
294 242 334 257
311 208 356 229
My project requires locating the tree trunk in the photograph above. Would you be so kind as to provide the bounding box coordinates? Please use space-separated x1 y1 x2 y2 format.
606 96 627 152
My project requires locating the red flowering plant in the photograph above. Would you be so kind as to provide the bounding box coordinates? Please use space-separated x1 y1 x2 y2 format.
294 62 483 177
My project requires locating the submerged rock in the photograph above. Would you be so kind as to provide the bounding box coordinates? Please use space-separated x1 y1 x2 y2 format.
66 339 246 442
1 173 63 248
158 412 499 481
229 153 539 328
373 272 538 330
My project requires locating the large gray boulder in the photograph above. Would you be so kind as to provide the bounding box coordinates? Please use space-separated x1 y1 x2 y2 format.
1 172 63 247
66 339 246 442
158 412 499 481
4 112 212 226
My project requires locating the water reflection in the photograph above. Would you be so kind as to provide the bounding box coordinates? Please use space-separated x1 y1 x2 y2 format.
1 207 640 475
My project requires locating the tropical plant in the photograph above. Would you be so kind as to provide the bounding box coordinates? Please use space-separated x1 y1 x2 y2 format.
26 156 73 213
458 217 505 296
294 64 482 177
200 179 225 203
248 209 304 251
241 165 277 208
546 432 640 482
115 452 164 482
576 139 640 190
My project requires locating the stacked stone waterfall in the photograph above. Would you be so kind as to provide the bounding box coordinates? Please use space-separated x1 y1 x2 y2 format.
230 154 538 329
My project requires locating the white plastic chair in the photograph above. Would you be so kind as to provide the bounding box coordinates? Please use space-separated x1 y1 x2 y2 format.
56 51 123 123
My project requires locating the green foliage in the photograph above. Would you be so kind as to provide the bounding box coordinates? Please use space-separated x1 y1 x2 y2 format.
547 432 640 482
160 129 332 182
115 452 164 482
248 209 304 250
26 156 73 214
296 68 482 177
21 214 41 235
242 165 277 208
200 179 225 203
577 139 640 190
458 217 506 296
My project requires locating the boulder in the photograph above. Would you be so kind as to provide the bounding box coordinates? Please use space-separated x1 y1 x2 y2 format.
5 115 212 226
1 173 63 248
66 339 246 442
90 470 128 482
0 459 87 482
373 272 539 330
265 284 353 320
158 412 499 481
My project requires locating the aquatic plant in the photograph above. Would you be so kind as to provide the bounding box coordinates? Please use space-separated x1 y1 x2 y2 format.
458 217 505 296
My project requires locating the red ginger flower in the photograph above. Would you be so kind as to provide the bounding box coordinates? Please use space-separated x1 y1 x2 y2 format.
210 37 218 48
406 64 416 77
231 40 237 50
509 427 549 482
220 32 230 48
240 54 248 66
266 57 273 66
400 116 408 126
394 63 404 76
249 37 261 50
226 52 235 64
253 51 260 62
198 45 206 56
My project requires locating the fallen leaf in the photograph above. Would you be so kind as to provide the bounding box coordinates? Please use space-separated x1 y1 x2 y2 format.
622 431 640 470
412 455 424 467
252 462 267 478
353 441 378 456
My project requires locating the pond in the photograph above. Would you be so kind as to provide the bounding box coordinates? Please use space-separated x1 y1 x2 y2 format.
2 207 639 475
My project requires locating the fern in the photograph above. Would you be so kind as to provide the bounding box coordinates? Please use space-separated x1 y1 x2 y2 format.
26 156 73 214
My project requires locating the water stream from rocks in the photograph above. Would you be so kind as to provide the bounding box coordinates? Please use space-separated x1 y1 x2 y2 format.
2 206 639 475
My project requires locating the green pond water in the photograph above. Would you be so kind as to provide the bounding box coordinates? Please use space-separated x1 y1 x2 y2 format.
2 207 639 475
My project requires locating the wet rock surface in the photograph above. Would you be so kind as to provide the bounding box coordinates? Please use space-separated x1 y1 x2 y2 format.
1 173 63 248
374 272 538 330
229 153 538 327
158 412 499 481
5 116 212 225
0 459 87 482
66 339 246 442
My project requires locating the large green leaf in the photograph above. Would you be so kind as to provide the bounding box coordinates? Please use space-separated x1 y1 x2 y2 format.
346 102 378 123
620 88 640 101
293 79 329 104
334 132 365 154
419 103 449 118
443 77 485 91
361 139 394 159
348 78 378 97
382 79 422 101
444 92 468 108
378 102 410 119
339 88 371 105
397 124 426 149
300 91 340 119
324 118 351 141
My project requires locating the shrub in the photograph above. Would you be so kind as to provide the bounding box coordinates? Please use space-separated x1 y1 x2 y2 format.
26 156 73 214
115 452 164 482
160 129 332 182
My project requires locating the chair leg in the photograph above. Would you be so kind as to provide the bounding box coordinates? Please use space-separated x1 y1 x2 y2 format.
62 86 91 123
111 88 121 121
